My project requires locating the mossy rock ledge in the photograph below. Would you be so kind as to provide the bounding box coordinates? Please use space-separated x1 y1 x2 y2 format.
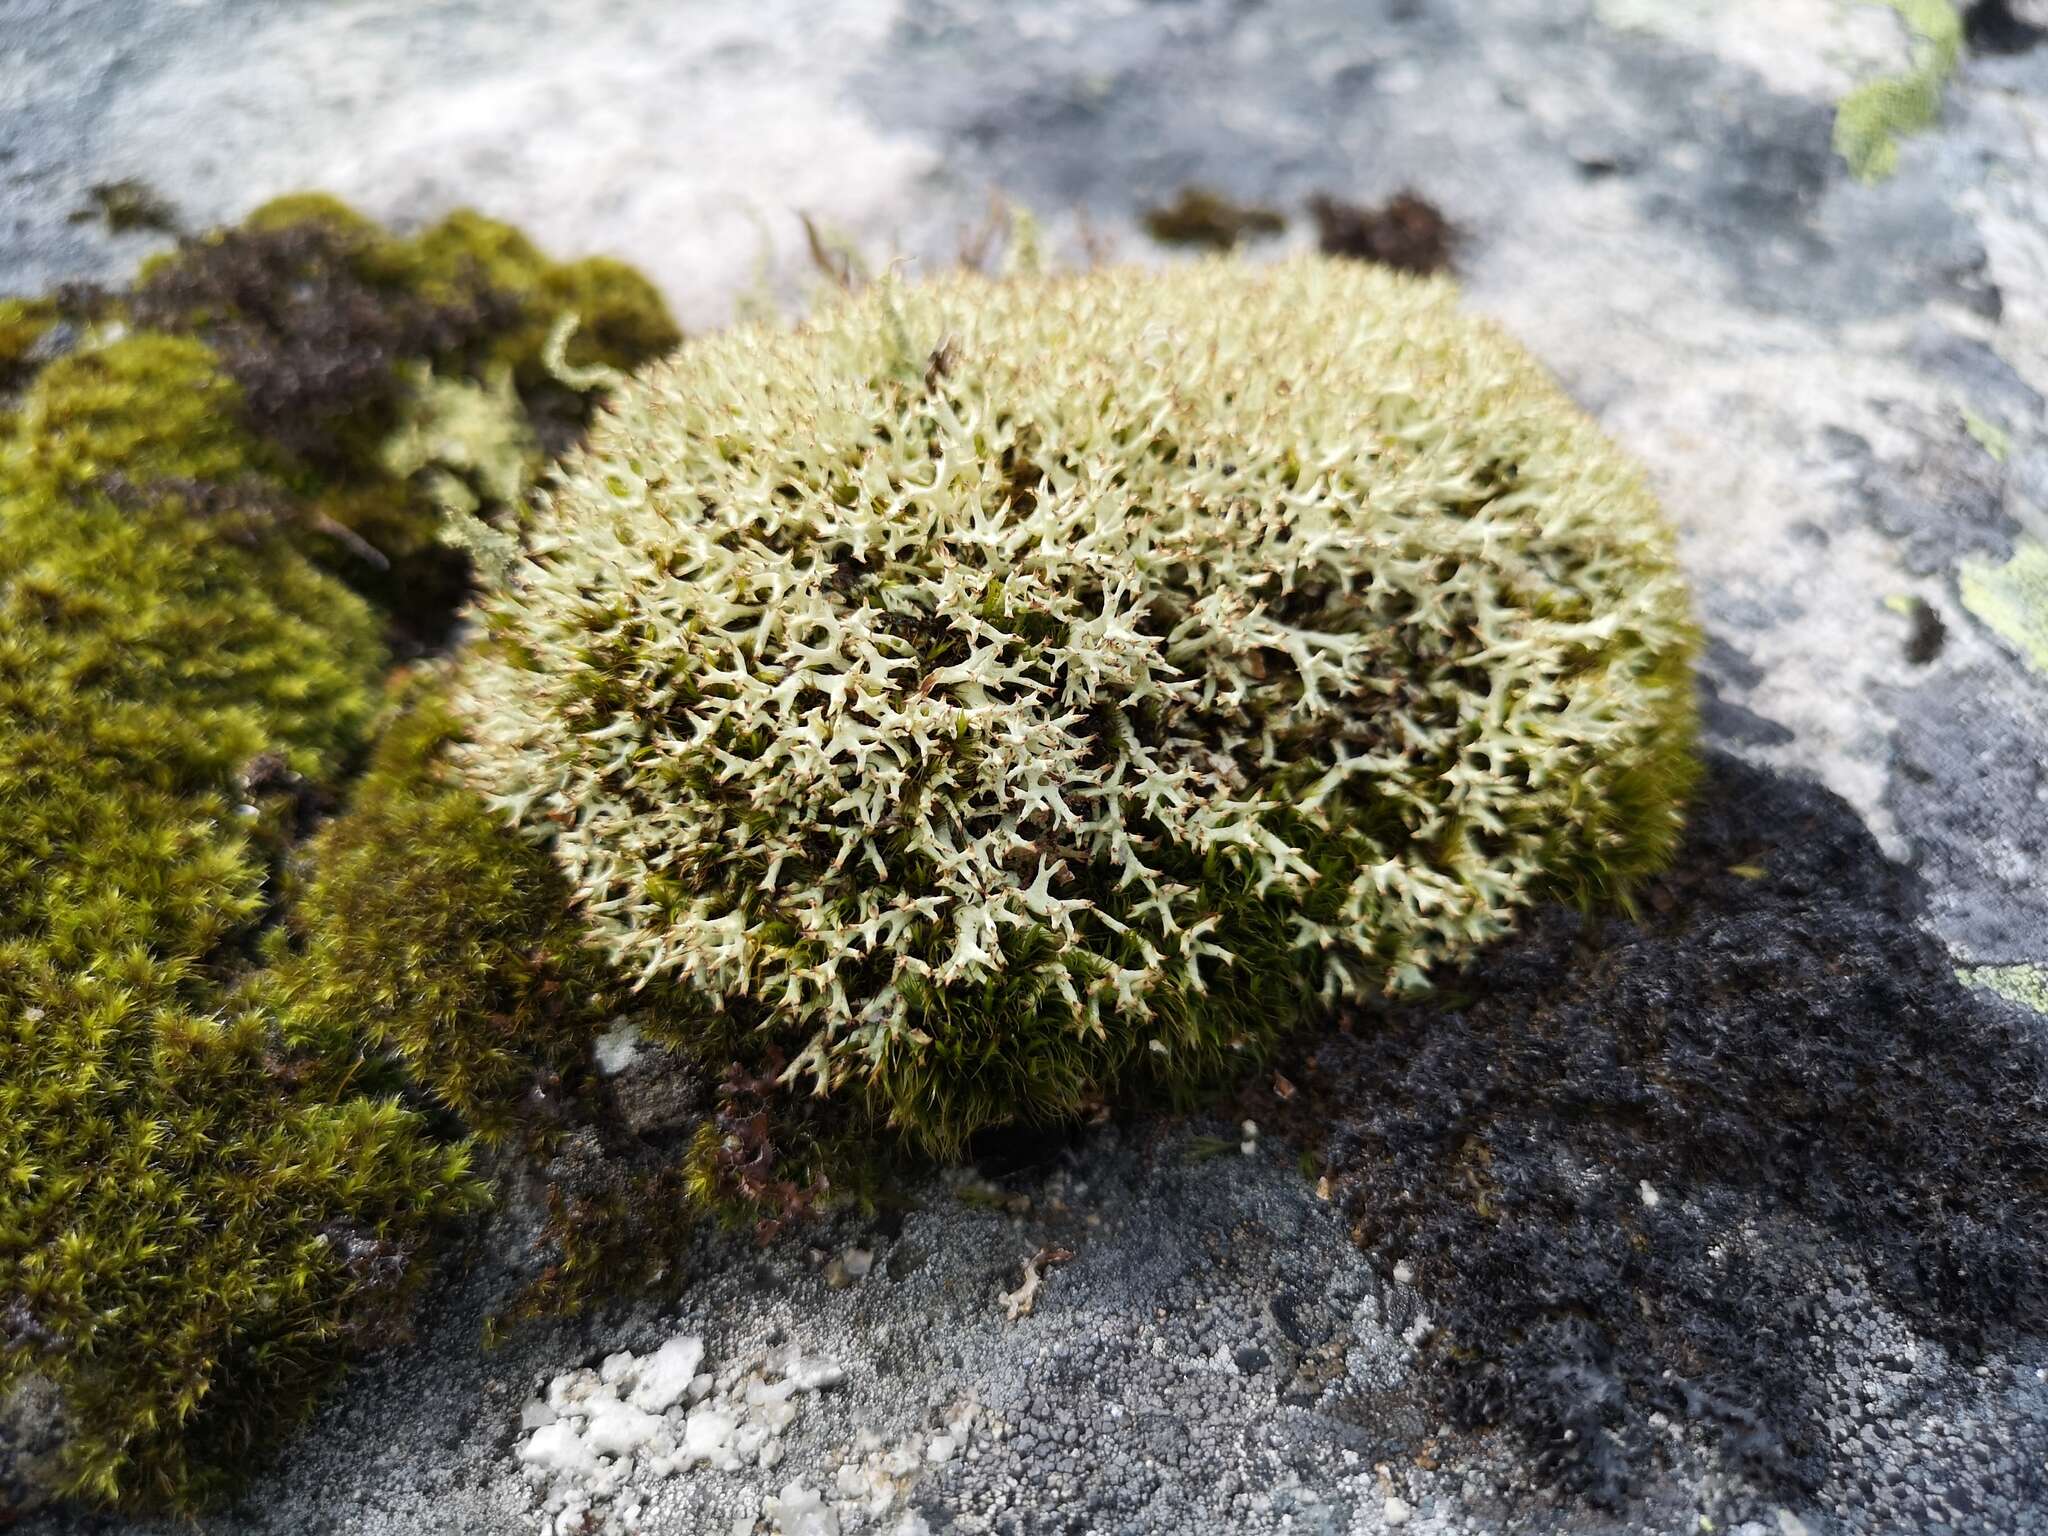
3 239 1697 1519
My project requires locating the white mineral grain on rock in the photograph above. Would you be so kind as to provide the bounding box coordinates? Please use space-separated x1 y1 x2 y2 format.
516 1335 846 1532
768 1479 841 1536
591 1019 642 1076
629 1335 706 1413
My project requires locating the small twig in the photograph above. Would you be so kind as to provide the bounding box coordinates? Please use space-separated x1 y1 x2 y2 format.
1000 1246 1075 1321
305 510 392 570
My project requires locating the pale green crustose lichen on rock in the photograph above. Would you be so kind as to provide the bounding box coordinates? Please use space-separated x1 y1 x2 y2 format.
1960 962 2048 1016
1834 0 1964 181
458 256 1699 1150
1962 406 2011 464
1960 538 2048 676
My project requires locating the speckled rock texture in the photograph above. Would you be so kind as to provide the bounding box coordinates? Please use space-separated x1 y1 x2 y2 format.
1273 753 2048 1522
5 1 2046 1533
0 1377 66 1523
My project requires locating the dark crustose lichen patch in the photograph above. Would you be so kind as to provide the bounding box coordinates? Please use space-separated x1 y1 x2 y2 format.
1267 752 2048 1505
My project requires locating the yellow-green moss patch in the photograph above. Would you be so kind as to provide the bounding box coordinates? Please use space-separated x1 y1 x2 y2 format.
280 681 618 1144
0 336 484 1514
0 193 680 1514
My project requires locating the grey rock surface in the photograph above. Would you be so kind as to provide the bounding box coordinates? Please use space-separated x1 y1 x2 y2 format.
5 0 2047 1532
0 1376 66 1522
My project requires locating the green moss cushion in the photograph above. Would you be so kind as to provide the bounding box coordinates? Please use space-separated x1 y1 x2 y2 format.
0 338 480 1511
0 194 680 1514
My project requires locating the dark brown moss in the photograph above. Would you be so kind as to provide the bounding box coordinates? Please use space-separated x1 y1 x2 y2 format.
1141 186 1287 250
118 194 681 643
67 179 182 237
489 1138 705 1336
1308 190 1456 275
127 206 522 476
484 1054 888 1331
